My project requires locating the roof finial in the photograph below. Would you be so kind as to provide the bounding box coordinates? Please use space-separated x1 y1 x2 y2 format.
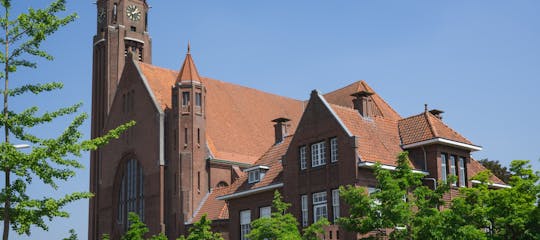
424 104 428 112
187 41 191 54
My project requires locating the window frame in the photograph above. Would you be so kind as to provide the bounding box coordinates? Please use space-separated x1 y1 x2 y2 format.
332 189 340 222
259 206 271 218
312 191 328 223
311 141 326 167
330 137 338 163
240 210 251 240
449 155 457 186
441 153 448 183
182 92 190 106
299 145 307 170
301 195 308 227
458 157 466 187
248 169 261 184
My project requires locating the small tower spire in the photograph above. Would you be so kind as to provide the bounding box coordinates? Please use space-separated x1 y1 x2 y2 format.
176 42 201 83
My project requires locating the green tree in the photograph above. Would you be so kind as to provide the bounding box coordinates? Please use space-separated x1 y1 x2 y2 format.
247 190 329 240
177 214 223 240
478 159 512 183
454 160 539 239
0 1 133 239
121 212 167 240
338 152 429 239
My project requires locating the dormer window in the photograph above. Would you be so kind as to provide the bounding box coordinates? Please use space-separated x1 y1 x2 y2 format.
245 165 269 184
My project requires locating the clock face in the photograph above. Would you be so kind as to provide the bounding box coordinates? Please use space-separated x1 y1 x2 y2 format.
126 5 141 22
97 8 106 24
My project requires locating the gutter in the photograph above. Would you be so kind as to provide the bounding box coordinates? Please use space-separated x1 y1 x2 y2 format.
217 183 284 200
358 161 429 175
471 180 511 189
401 138 482 151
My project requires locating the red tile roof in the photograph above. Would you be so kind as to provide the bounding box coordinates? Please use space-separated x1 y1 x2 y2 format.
190 187 229 222
324 80 401 121
138 62 304 164
398 111 474 146
329 103 413 168
222 136 291 196
468 158 506 185
176 52 201 83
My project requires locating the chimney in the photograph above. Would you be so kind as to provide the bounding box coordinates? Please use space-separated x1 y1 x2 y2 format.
351 91 374 118
429 109 444 120
272 117 291 144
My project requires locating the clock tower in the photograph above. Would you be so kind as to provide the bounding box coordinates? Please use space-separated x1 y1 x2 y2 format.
90 0 152 239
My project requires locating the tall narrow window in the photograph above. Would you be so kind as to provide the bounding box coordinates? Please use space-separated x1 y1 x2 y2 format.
113 3 117 22
449 155 457 186
259 206 271 218
184 128 188 145
197 171 201 192
458 157 466 187
301 195 308 227
330 137 338 162
197 128 200 144
117 159 144 231
313 191 328 222
240 210 251 240
182 92 190 112
182 92 190 106
311 141 326 167
441 154 447 183
195 92 202 106
299 146 307 170
332 189 340 222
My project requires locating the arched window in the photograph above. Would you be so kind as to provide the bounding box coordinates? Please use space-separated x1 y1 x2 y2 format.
216 181 229 188
117 159 144 230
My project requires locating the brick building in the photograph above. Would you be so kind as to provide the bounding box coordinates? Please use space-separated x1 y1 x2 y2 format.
89 1 507 239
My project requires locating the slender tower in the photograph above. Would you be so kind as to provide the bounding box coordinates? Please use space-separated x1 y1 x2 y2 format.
90 1 151 239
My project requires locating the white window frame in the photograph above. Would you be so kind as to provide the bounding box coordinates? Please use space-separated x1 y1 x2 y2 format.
312 191 327 222
300 146 307 170
248 169 260 184
449 155 457 186
311 141 326 167
240 210 251 240
330 137 338 162
441 154 447 183
458 157 466 187
259 206 271 218
301 195 308 227
332 189 340 222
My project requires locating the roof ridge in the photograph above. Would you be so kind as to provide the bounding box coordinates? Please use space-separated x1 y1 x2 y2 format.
425 111 438 137
323 80 365 95
189 189 212 223
360 81 402 118
399 112 424 122
427 112 474 144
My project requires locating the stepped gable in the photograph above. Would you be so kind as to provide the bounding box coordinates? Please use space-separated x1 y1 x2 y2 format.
324 80 401 121
328 103 413 168
190 187 229 223
398 111 474 146
223 136 292 196
138 62 304 164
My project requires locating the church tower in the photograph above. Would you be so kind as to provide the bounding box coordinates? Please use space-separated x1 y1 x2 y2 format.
90 1 151 239
166 46 209 237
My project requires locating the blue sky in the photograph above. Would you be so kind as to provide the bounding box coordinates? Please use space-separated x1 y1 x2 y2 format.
3 0 539 239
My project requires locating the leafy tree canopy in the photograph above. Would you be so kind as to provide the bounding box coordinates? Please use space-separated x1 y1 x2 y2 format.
0 1 134 239
338 151 539 240
247 190 329 240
